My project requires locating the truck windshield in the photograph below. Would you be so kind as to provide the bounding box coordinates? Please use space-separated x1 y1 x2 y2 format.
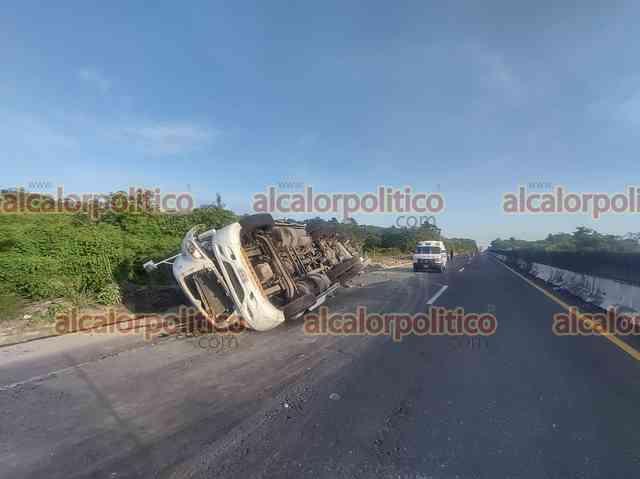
416 246 441 254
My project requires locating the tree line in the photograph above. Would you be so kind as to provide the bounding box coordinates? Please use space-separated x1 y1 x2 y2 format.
299 217 478 254
491 227 640 253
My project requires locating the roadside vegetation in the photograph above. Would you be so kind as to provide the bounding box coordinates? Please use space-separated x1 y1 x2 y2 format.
0 206 237 321
305 217 478 255
0 192 477 322
491 227 640 252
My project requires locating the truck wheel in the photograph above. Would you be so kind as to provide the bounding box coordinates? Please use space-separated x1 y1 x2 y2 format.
307 222 336 240
338 261 365 284
283 293 316 320
239 213 274 237
326 257 359 282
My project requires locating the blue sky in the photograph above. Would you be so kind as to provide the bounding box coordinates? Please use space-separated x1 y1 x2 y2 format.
2 1 639 245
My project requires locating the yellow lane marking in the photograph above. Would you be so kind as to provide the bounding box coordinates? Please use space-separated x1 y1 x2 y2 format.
491 257 640 362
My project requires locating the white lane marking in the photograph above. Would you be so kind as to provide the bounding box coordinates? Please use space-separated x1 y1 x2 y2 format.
427 285 449 305
459 267 465 272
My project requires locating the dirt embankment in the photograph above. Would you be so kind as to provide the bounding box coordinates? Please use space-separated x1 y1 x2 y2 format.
0 284 190 347
365 254 413 268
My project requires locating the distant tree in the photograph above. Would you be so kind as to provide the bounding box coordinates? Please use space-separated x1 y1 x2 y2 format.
490 227 640 253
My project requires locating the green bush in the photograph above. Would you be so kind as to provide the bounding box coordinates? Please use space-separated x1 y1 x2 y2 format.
0 207 237 304
96 283 122 305
0 208 478 308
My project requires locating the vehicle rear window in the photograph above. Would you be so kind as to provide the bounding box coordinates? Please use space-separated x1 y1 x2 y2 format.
416 246 441 254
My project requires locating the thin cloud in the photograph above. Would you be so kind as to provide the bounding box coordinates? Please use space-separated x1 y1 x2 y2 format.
469 45 525 104
120 123 219 155
1 111 78 152
587 76 640 126
0 108 220 162
78 68 112 93
618 89 640 126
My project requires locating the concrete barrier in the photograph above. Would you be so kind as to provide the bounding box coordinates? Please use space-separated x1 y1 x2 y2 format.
490 253 640 313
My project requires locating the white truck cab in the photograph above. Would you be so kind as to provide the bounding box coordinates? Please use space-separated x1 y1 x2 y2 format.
413 240 448 273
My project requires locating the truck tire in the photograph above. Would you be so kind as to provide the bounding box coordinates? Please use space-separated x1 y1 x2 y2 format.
307 222 336 240
283 293 316 320
337 260 365 284
239 214 274 237
326 257 359 282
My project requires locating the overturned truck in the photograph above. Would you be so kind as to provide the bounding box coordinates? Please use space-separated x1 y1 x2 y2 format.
145 214 364 331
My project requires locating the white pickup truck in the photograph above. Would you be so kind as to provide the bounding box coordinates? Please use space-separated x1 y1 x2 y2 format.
412 240 448 273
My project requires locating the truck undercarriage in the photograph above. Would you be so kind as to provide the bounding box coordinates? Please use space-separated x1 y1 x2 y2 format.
146 214 364 331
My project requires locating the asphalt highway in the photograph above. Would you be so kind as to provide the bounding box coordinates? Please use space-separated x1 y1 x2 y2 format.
1 254 639 478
